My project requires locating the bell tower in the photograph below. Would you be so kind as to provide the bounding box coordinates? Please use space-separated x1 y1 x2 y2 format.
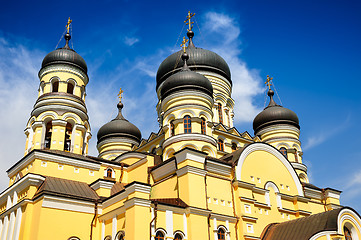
24 18 91 155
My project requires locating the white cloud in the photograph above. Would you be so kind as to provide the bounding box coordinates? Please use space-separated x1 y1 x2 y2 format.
124 36 139 46
0 36 43 189
202 12 263 123
303 114 350 151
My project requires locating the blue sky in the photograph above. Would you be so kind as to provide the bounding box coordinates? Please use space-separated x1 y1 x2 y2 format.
0 0 360 212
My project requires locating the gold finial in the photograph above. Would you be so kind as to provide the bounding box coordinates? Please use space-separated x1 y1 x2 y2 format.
66 17 72 34
265 75 273 90
184 11 195 31
118 88 124 103
180 37 188 53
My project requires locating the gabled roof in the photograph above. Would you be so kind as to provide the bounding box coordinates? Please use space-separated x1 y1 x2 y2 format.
261 208 343 240
33 176 99 202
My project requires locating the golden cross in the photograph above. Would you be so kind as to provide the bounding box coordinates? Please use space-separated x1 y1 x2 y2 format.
180 37 188 53
118 88 124 102
265 75 273 90
66 17 72 34
184 11 195 31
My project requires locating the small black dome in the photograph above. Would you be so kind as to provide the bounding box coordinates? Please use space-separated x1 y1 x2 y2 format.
97 103 142 144
159 52 213 100
156 31 231 90
253 90 299 134
41 33 88 74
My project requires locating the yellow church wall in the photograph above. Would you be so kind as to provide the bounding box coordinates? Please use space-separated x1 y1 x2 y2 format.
187 214 209 239
127 160 150 184
104 218 113 237
151 175 178 199
206 176 234 216
178 172 206 209
240 151 299 196
124 205 151 239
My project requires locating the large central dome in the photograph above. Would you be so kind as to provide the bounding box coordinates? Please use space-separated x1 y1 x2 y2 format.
156 31 231 91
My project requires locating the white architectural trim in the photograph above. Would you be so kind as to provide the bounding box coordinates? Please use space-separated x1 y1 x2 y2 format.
8 151 100 178
123 198 151 209
177 166 207 177
309 231 336 240
163 134 217 149
206 160 232 176
42 195 97 214
337 208 361 237
112 216 117 239
127 157 148 171
174 148 207 165
151 160 176 182
235 143 304 196
89 180 115 191
183 213 188 239
166 210 173 238
13 207 22 240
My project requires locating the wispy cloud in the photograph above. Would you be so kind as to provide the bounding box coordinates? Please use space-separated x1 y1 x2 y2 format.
201 12 263 123
303 114 351 151
0 35 43 189
124 36 139 46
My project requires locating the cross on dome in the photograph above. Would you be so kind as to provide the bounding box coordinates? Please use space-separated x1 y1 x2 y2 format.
184 11 195 31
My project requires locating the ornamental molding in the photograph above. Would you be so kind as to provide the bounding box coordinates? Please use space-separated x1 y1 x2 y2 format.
176 166 207 177
206 160 232 177
42 195 98 214
163 133 217 149
39 64 88 84
291 162 307 172
151 159 176 182
114 152 148 163
89 179 115 191
210 212 237 223
124 197 151 209
7 151 100 178
0 173 45 206
257 124 300 136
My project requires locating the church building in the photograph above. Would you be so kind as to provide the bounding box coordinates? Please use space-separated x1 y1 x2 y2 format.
0 15 360 240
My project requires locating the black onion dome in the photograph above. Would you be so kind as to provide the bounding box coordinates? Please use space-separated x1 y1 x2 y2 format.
253 89 299 134
41 33 88 74
159 52 213 100
156 31 231 90
97 103 142 144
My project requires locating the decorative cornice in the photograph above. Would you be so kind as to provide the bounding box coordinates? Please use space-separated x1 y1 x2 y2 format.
39 64 89 84
176 166 207 177
174 147 207 165
291 162 307 172
151 159 176 182
124 197 151 209
163 133 217 149
7 151 100 178
206 160 232 177
89 179 115 191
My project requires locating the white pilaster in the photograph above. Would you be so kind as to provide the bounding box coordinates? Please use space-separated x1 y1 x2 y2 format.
226 220 230 240
183 213 187 239
1 215 8 240
166 210 173 238
0 219 3 239
101 221 105 240
112 216 117 239
13 207 22 240
6 211 15 240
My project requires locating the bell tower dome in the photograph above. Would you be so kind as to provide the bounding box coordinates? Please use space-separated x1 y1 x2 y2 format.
24 19 91 155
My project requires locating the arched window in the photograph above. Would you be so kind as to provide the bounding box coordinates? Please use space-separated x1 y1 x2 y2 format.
52 80 59 92
67 237 80 240
183 115 191 133
44 121 52 149
294 148 299 162
67 81 74 94
115 231 125 240
104 236 112 240
280 147 287 159
218 139 224 151
106 169 113 178
231 143 237 151
344 226 352 240
201 118 206 134
174 233 183 240
151 147 157 154
39 82 45 95
64 123 72 151
218 103 223 124
155 231 165 240
217 228 225 240
170 120 175 136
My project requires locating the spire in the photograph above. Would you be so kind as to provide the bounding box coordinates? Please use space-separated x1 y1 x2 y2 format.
63 18 72 49
115 88 126 120
265 75 278 108
180 37 190 71
184 11 196 48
